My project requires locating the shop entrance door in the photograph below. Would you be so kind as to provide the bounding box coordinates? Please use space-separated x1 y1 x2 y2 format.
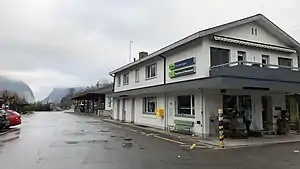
261 96 273 131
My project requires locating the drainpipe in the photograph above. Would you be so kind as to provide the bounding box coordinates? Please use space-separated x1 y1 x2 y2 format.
159 54 167 129
200 88 205 137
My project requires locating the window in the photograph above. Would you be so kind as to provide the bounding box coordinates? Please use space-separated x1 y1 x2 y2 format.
262 55 269 68
107 97 113 107
176 95 195 117
146 64 157 79
278 57 292 67
252 28 257 35
210 47 230 67
135 69 139 83
237 51 246 65
117 76 121 87
123 73 129 85
143 97 157 114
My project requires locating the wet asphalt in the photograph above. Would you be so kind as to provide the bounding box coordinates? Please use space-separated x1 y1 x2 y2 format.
0 111 300 169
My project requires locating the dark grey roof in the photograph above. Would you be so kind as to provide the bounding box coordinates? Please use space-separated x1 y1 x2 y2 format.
109 14 300 75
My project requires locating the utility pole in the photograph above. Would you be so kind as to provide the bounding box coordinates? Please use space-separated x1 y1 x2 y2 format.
129 40 133 62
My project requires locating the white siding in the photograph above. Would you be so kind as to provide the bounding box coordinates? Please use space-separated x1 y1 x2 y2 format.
105 96 113 110
206 37 298 67
166 90 205 134
134 94 165 129
165 40 210 83
114 59 164 92
217 22 289 47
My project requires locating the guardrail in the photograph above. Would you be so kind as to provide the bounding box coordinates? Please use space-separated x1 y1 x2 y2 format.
210 61 299 71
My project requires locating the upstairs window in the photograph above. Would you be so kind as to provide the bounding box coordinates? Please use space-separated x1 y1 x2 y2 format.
237 51 246 65
210 47 230 67
123 73 129 85
135 69 139 83
278 57 292 67
117 76 121 87
146 63 157 79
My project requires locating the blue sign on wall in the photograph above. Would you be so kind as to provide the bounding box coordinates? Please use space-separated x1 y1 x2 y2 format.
169 57 195 70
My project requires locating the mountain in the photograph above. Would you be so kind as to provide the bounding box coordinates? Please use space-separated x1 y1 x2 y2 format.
0 76 35 103
42 87 83 104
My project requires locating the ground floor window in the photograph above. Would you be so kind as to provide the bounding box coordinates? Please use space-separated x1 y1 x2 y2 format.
143 97 157 114
176 95 195 117
107 97 113 107
223 95 251 118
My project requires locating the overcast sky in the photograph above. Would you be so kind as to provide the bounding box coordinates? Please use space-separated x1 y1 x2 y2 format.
0 0 300 100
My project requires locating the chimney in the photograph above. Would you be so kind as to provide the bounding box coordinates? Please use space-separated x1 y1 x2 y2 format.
139 52 148 59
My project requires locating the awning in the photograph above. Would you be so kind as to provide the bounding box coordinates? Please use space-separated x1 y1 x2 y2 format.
71 84 113 100
213 35 297 53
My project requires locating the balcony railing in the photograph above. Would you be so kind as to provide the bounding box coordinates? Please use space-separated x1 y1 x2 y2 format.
210 61 299 71
209 61 300 83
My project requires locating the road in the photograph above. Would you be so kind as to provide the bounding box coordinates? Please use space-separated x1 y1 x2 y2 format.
0 111 300 169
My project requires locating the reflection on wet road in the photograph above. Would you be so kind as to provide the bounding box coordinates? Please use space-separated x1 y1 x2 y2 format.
2 111 300 169
0 112 198 169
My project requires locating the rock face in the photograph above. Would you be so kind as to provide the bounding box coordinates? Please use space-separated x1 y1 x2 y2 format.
0 76 35 103
42 87 83 104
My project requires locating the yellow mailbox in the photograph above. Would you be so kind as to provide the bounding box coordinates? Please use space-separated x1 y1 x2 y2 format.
156 108 165 118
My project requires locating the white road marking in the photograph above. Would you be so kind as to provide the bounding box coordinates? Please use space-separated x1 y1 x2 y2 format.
110 124 122 128
126 128 137 132
153 135 186 145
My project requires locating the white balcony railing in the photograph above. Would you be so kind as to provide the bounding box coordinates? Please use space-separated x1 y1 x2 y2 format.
209 61 299 71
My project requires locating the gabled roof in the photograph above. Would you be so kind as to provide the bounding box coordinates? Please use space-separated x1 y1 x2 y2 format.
109 14 300 75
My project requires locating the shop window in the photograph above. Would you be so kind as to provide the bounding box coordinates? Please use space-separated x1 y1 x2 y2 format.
210 47 230 67
143 97 157 114
222 95 251 118
176 95 195 117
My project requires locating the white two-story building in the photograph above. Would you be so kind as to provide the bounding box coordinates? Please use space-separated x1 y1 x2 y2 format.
109 14 300 136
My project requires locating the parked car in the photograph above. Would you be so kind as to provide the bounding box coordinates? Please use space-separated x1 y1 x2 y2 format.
0 109 9 129
5 110 21 127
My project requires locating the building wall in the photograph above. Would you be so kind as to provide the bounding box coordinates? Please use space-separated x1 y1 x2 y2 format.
165 41 209 83
134 94 166 129
166 90 205 134
206 37 298 67
114 59 164 92
217 22 289 47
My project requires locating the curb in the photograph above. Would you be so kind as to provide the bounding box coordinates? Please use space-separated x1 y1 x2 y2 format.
0 128 19 136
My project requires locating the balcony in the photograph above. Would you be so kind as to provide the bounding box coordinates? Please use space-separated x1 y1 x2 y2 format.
209 61 300 83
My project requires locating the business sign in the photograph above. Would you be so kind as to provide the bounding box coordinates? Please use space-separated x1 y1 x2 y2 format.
169 57 195 70
169 66 196 78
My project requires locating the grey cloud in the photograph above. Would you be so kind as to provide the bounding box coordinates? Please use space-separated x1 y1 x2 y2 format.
0 0 299 100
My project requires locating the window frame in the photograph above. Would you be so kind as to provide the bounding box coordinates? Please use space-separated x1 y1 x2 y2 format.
145 63 157 79
123 73 129 85
210 47 230 67
278 57 292 68
261 55 269 68
175 95 195 118
107 97 113 107
143 96 157 114
135 69 140 83
117 76 121 87
237 51 246 65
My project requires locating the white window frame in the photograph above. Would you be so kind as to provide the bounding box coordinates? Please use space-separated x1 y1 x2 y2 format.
123 73 129 85
145 63 157 79
135 69 139 83
117 76 121 87
261 55 269 68
175 95 195 117
143 96 157 114
237 51 246 65
107 97 113 107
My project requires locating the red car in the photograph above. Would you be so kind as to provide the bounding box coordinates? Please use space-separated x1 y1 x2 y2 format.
6 110 21 127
